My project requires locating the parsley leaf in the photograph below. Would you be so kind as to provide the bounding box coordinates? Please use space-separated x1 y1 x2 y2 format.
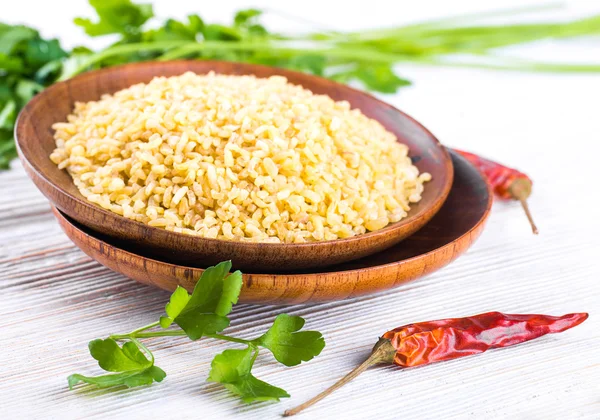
0 24 37 55
0 21 67 170
24 39 68 69
142 15 204 42
233 9 262 27
89 339 151 371
15 79 44 106
331 64 412 93
0 53 25 73
68 366 166 389
57 49 95 82
67 339 166 389
208 346 290 403
159 261 243 340
0 133 16 169
253 314 325 366
233 9 268 38
0 100 17 130
159 286 190 328
34 60 64 83
202 24 242 42
74 0 153 38
354 64 412 93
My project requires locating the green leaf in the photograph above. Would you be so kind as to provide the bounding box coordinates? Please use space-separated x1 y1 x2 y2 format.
159 286 190 328
74 0 153 37
14 79 45 105
232 9 268 38
187 15 205 34
328 68 355 84
24 38 68 69
0 135 16 169
142 15 204 42
88 339 152 372
160 261 244 340
34 60 63 83
234 9 263 27
208 347 289 403
202 24 242 41
68 339 165 390
226 375 290 404
287 55 327 76
0 81 12 103
253 314 325 366
68 366 166 389
57 52 94 82
184 261 241 318
0 53 25 73
353 64 412 93
0 100 17 130
0 25 37 55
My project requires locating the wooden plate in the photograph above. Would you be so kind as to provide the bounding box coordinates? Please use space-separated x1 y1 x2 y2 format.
52 151 491 304
16 60 453 272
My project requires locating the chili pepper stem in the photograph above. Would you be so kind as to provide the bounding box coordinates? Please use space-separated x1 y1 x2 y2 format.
283 337 396 417
508 178 539 234
517 198 538 234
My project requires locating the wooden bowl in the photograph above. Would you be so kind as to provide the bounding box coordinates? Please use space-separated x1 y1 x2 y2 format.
52 151 490 304
16 60 453 272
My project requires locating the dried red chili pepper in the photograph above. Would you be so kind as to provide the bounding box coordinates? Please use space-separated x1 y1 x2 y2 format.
454 149 539 234
284 312 588 416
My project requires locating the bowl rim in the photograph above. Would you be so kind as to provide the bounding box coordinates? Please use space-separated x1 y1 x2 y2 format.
16 59 453 250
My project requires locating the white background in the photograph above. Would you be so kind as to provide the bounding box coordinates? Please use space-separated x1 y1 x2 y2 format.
2 1 600 419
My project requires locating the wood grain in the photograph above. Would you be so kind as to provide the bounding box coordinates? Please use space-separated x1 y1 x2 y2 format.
50 151 489 304
15 60 453 272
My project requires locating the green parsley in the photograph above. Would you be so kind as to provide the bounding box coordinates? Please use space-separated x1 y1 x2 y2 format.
68 339 166 389
158 261 242 339
253 314 326 366
2 1 600 168
68 261 325 404
208 346 290 403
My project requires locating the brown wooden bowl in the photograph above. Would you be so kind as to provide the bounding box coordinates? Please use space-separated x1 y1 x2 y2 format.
16 60 453 272
52 151 490 304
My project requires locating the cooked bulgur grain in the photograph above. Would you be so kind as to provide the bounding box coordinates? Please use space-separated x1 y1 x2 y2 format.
50 72 430 243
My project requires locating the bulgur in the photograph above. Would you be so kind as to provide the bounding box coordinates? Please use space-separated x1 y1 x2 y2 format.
50 72 430 243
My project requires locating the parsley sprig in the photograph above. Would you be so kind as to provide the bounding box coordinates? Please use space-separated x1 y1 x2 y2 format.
68 261 325 403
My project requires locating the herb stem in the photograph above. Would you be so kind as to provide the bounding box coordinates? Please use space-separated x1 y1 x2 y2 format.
207 334 252 346
129 321 160 335
250 347 260 366
413 55 600 73
157 41 405 63
109 329 251 345
110 330 186 340
131 337 154 364
60 38 408 80
60 37 600 87
109 321 161 340
342 3 563 41
58 41 189 80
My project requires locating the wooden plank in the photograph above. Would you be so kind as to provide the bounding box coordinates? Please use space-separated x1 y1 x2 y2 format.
1 1 599 417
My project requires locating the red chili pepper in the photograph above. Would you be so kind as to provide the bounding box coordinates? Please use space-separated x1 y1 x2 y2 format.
381 312 587 367
453 149 539 234
284 312 588 416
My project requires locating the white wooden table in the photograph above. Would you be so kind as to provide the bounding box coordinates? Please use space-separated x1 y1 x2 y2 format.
2 1 599 418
